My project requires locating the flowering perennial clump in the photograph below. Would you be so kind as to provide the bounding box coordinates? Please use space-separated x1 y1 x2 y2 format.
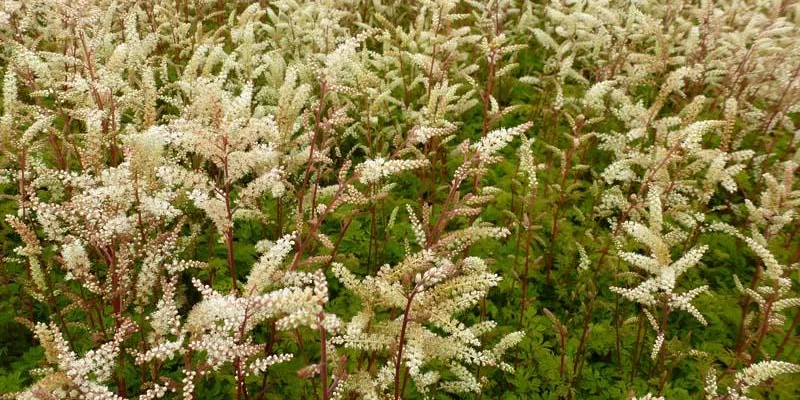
2 0 800 399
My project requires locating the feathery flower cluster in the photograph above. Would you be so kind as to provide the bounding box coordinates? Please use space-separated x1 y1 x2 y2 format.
610 187 710 361
357 158 430 185
472 122 533 160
